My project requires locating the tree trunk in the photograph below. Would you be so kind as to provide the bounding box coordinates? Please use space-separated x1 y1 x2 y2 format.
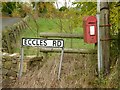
100 2 110 75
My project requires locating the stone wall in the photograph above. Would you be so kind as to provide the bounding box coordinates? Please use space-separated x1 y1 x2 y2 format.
2 53 44 88
2 53 20 87
2 15 30 53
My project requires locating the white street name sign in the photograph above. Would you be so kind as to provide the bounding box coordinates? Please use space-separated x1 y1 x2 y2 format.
22 38 64 48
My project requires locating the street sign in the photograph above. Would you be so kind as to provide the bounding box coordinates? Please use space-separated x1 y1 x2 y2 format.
19 38 64 80
22 38 64 48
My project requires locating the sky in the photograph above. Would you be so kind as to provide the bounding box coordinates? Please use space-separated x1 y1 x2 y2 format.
16 0 76 9
53 0 76 9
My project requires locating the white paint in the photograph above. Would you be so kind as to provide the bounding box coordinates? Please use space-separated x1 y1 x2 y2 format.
2 53 9 56
90 26 95 35
9 53 19 57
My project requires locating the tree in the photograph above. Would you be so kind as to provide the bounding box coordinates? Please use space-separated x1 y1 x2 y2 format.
73 2 96 15
2 2 22 16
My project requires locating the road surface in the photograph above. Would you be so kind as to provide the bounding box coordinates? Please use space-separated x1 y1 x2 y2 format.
1 17 21 30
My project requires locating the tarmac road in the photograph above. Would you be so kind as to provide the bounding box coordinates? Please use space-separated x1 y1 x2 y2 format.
1 17 21 30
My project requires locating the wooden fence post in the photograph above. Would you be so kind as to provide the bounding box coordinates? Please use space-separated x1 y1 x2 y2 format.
100 2 110 75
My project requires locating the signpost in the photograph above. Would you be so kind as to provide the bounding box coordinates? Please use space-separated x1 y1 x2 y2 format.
97 0 102 77
19 38 64 80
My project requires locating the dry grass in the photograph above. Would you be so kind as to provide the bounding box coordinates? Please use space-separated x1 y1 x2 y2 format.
13 53 97 88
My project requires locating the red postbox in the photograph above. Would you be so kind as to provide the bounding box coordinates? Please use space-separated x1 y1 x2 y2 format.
83 16 97 44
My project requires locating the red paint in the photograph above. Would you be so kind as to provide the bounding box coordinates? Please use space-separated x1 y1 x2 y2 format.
83 16 97 44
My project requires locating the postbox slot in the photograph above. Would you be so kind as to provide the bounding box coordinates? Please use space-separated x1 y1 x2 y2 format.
88 22 95 24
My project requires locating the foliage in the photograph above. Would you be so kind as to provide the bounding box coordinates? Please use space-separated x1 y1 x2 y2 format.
54 2 97 35
59 6 68 11
54 2 97 32
73 2 96 15
72 2 119 36
109 2 120 69
109 2 119 35
32 2 56 14
37 2 47 13
11 8 21 17
21 3 33 15
2 2 15 15
2 2 21 16
2 2 32 17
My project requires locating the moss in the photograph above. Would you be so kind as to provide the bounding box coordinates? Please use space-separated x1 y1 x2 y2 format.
3 61 12 69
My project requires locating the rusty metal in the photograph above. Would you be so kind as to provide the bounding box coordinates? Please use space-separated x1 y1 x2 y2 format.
100 24 111 27
100 38 117 41
100 7 109 11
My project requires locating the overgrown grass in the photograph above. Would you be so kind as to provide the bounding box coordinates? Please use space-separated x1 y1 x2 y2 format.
15 17 95 55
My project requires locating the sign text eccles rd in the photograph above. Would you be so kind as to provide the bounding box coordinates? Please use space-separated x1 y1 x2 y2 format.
22 38 64 48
